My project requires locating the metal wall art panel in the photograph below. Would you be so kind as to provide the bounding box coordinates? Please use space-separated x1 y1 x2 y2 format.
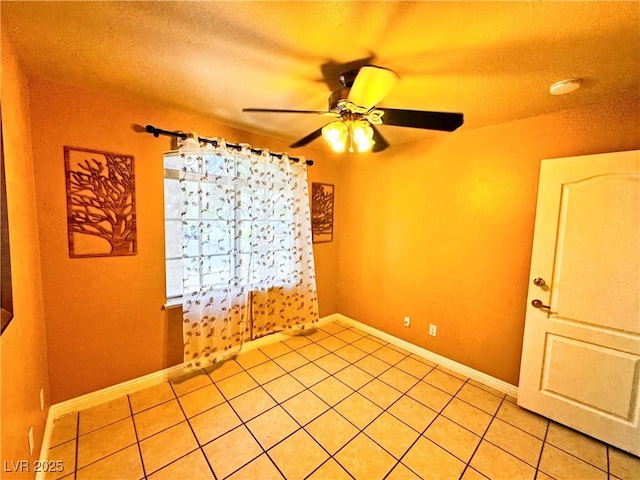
64 146 137 257
311 182 334 243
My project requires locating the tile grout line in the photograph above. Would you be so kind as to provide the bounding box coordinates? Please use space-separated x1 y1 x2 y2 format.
464 395 575 480
71 437 146 477
59 322 625 480
233 327 407 478
159 356 604 480
308 338 385 473
334 346 551 480
293 390 383 477
233 338 349 478
62 324 453 479
341 325 613 479
167 381 219 480
482 419 549 470
70 408 140 442
542 434 611 477
334 324 620 478
205 355 304 480
457 384 505 480
129 393 175 416
534 420 551 480
317 343 439 478
258 329 598 480
212 337 490 468
265 325 484 479
158 325 413 424
444 378 476 480
126 394 148 480
303 457 355 480
222 397 293 480
348 381 438 479
322 339 475 466
386 377 470 480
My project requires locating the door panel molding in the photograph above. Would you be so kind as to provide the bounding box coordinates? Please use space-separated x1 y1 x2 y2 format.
540 334 639 423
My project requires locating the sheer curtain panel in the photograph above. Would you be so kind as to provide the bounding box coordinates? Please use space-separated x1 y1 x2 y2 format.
176 135 319 368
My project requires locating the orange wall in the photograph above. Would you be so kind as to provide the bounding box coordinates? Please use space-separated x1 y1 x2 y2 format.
0 33 51 477
27 77 340 403
337 98 640 386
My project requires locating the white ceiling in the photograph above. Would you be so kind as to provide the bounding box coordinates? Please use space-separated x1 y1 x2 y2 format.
2 1 639 150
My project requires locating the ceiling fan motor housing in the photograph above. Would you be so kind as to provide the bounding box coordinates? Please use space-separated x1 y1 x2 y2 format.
329 88 352 112
328 69 361 112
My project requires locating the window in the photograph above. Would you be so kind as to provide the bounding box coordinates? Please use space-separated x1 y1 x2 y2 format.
163 150 295 304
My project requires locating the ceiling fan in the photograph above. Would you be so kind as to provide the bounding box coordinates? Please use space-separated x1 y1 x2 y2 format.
243 65 464 154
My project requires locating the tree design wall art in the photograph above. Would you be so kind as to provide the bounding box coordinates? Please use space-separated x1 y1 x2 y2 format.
64 147 137 257
311 182 334 243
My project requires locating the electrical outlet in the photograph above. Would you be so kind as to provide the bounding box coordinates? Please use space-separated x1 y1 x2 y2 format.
40 388 45 411
429 324 437 336
403 316 411 327
28 426 34 455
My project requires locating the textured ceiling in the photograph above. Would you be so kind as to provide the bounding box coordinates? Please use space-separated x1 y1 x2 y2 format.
2 1 639 149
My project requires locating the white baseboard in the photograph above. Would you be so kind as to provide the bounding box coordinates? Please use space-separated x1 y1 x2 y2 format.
46 314 338 421
39 311 517 477
37 315 334 477
47 312 516 421
48 362 189 420
334 313 519 398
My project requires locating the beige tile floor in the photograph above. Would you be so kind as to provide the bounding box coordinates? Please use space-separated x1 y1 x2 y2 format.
46 321 639 480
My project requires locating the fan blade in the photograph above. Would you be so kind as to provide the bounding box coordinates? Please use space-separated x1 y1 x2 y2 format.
371 125 389 153
378 108 464 131
290 127 324 148
347 66 399 110
243 108 338 117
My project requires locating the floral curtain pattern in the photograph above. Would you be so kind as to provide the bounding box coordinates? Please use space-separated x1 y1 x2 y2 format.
178 136 319 368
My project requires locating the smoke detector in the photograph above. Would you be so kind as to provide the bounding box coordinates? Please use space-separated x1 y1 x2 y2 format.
550 78 582 95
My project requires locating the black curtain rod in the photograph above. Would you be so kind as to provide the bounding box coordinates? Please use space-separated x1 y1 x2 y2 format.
145 125 313 166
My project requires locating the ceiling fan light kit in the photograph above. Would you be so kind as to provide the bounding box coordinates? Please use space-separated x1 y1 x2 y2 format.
321 121 348 152
243 64 464 153
322 117 375 153
351 120 375 152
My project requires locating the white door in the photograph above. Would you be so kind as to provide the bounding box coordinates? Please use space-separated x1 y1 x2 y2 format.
518 150 640 456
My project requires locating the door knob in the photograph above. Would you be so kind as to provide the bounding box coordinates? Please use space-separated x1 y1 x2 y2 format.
533 278 546 287
531 299 551 310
